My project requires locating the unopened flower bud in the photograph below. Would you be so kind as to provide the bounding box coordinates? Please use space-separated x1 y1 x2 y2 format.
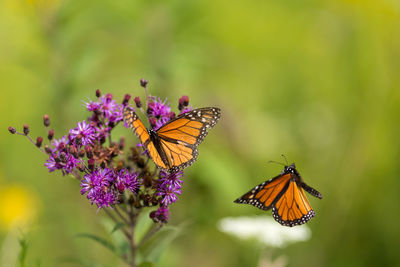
43 114 50 127
140 78 148 88
48 129 54 140
36 137 43 147
8 126 16 134
58 142 66 151
178 95 189 110
78 149 85 158
96 89 101 97
69 145 78 157
53 154 60 162
75 134 82 145
85 145 93 159
77 163 86 172
60 152 67 162
149 211 157 219
122 94 131 106
23 124 29 135
134 97 142 108
88 158 95 170
149 118 157 129
44 145 52 154
119 137 125 150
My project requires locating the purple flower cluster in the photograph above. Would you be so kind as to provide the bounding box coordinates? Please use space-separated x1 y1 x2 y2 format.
147 97 176 130
44 136 80 175
85 93 124 126
43 93 127 178
80 168 140 208
11 80 194 225
156 171 184 206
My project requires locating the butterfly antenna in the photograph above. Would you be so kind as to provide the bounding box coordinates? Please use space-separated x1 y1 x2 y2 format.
281 154 289 166
267 160 285 167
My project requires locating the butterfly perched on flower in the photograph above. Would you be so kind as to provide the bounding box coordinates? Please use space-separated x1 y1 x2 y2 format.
124 107 221 173
234 161 322 227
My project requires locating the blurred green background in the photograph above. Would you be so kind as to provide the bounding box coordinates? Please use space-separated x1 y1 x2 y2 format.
1 0 400 266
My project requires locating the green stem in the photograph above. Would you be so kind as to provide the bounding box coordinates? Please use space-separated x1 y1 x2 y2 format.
138 223 162 247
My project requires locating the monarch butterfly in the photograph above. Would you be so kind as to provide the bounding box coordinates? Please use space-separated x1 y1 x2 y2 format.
234 163 322 227
124 107 221 173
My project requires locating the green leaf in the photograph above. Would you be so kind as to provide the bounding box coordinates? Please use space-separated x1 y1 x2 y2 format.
134 209 153 243
18 236 29 267
76 233 116 255
100 217 131 261
138 223 185 264
111 222 126 234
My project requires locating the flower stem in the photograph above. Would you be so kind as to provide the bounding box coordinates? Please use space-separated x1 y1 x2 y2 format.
16 132 47 154
114 205 130 225
103 209 131 240
138 223 162 247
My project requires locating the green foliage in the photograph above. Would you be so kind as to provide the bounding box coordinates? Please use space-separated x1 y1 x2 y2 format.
111 223 126 235
137 224 182 265
76 233 118 256
18 236 28 267
1 0 400 266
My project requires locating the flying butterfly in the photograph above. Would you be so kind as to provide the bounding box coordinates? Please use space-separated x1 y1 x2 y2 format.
234 160 322 227
124 107 221 173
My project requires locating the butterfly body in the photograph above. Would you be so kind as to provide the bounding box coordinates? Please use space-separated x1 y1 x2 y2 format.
124 107 220 173
234 163 322 227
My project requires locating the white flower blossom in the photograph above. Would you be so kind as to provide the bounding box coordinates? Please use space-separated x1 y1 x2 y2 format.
218 216 311 248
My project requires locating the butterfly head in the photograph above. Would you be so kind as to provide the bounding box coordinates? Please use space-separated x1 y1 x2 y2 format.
283 163 298 175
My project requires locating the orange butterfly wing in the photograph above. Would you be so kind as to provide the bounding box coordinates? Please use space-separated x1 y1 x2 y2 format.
234 173 291 210
156 107 221 171
272 180 315 227
123 108 167 169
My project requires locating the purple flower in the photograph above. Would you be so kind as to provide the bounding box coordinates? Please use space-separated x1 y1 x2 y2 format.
154 117 170 131
150 206 170 223
44 156 63 172
147 97 175 130
156 182 182 206
100 94 118 117
52 136 69 151
179 107 193 115
95 125 111 141
107 104 123 123
69 120 96 146
85 100 101 112
159 171 183 190
80 168 118 208
45 151 80 175
99 94 124 123
147 97 171 118
62 153 80 174
115 168 140 193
